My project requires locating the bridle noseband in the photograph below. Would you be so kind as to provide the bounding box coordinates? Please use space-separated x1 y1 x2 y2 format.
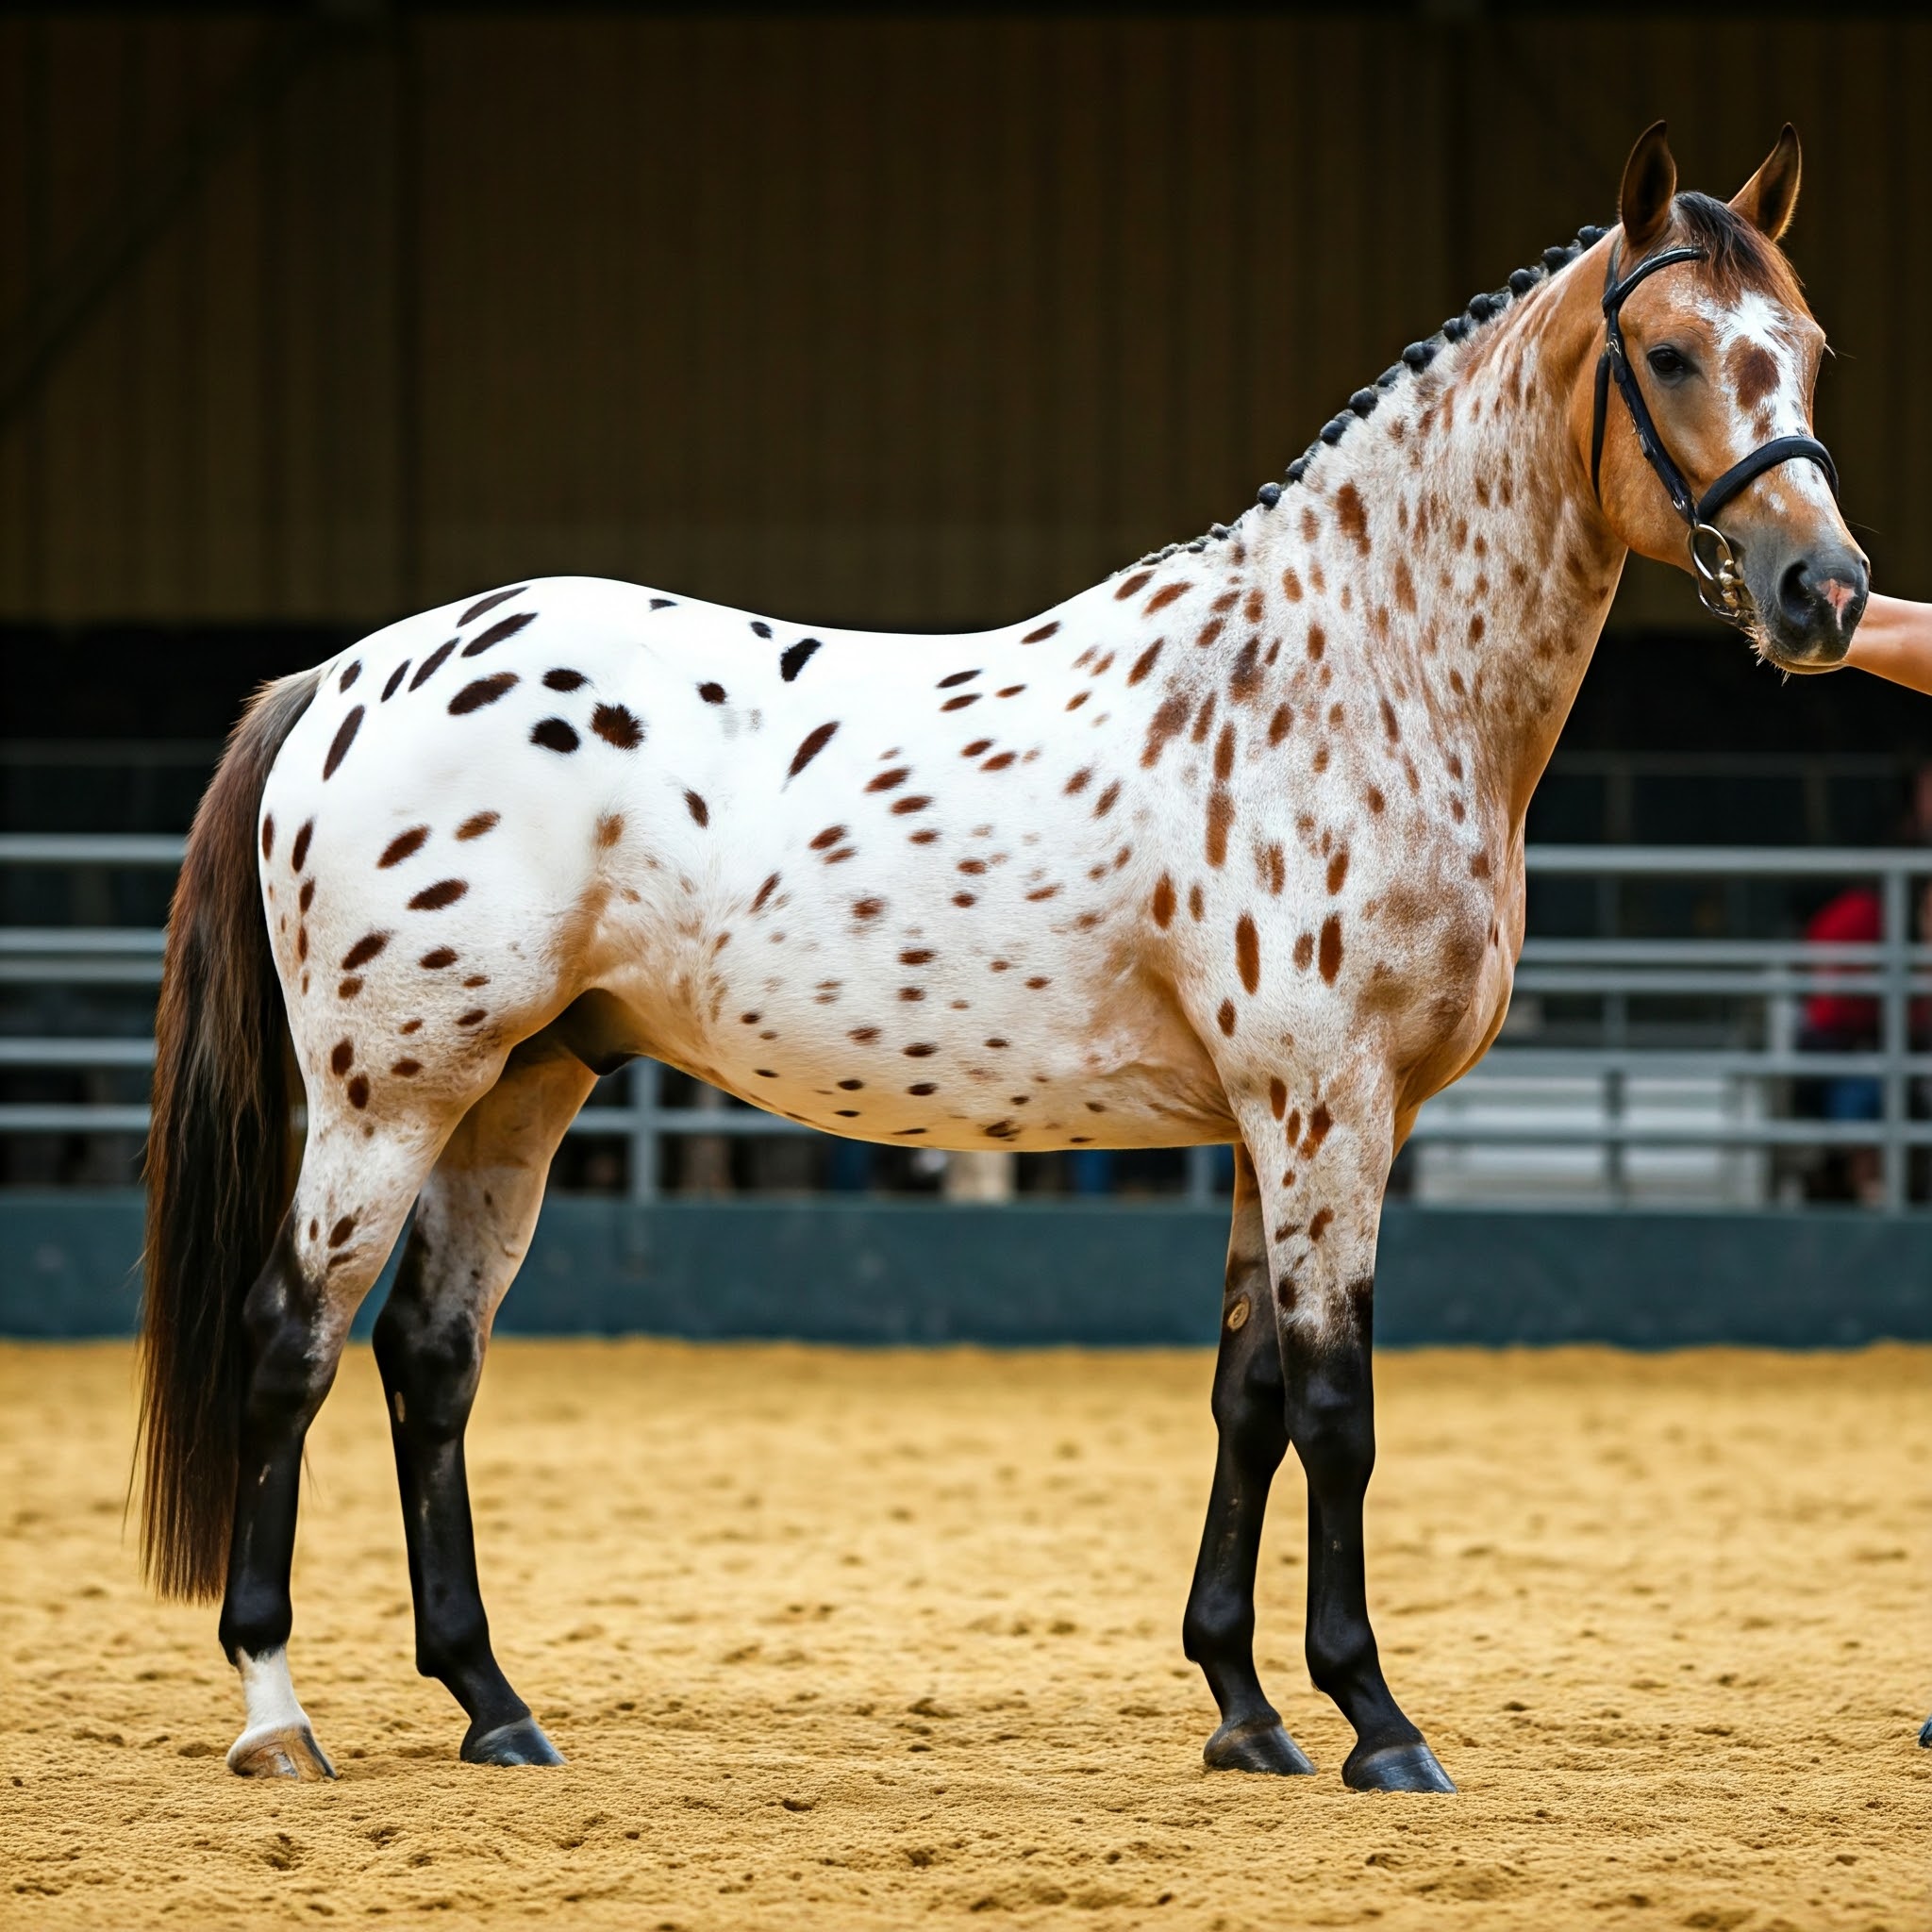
1589 238 1839 630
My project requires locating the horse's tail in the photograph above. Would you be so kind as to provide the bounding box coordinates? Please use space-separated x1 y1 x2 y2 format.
137 668 322 1601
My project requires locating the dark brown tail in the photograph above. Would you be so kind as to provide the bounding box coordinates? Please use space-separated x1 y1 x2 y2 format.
137 669 321 1600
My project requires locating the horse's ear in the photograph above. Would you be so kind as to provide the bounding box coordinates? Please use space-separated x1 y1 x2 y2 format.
1730 125 1802 242
1619 121 1677 252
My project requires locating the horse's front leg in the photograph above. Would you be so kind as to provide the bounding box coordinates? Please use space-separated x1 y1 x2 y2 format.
1182 1142 1314 1774
1246 1091 1456 1794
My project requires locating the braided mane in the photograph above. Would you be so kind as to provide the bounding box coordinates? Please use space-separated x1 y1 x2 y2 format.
1124 217 1613 573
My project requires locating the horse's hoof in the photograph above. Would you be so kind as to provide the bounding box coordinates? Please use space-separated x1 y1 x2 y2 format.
1343 1739 1457 1793
226 1724 337 1781
1919 1713 1932 1749
461 1715 566 1767
1203 1714 1316 1775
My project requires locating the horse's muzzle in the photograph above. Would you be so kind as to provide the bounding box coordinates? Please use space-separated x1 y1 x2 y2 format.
1753 541 1869 671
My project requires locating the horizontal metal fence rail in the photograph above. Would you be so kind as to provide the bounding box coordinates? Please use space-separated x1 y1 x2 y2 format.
8 836 1932 1206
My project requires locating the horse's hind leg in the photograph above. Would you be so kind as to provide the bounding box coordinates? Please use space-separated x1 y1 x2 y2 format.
372 1035 595 1766
222 1108 443 1779
1182 1144 1316 1774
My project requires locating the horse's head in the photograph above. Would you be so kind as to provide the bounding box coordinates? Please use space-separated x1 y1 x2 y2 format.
1582 123 1866 672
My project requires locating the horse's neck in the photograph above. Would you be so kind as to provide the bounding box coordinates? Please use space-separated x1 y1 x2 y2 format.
1238 286 1624 836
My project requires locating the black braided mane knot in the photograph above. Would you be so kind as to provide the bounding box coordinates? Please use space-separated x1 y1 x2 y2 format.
1122 222 1611 573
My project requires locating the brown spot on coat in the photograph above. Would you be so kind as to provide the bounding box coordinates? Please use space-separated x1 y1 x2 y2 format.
1326 850 1350 894
328 1215 357 1247
323 707 364 780
341 931 390 971
852 897 885 921
1335 483 1371 556
543 668 586 691
460 611 535 657
698 681 726 704
1141 694 1190 768
449 672 520 715
1308 1207 1334 1241
592 703 644 749
1307 625 1326 662
753 873 780 912
941 692 981 711
1214 722 1237 783
329 1040 354 1076
1152 874 1176 927
347 1075 371 1109
1293 930 1314 971
391 1058 422 1077
866 767 910 791
1144 581 1189 614
1126 639 1163 686
409 879 469 911
408 640 458 691
1206 791 1233 867
1269 705 1293 746
260 816 275 861
1235 914 1260 993
684 791 710 826
1115 571 1153 600
457 1008 487 1027
1269 1077 1288 1120
1093 781 1119 817
460 587 527 625
1318 914 1343 983
1022 621 1060 642
1729 341 1779 411
1303 1105 1333 1157
455 811 499 841
789 721 839 778
530 718 579 753
1216 998 1237 1036
1281 567 1303 602
420 947 457 970
379 826 429 869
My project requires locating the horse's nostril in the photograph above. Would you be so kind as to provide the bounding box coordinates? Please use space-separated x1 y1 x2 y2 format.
1777 558 1815 625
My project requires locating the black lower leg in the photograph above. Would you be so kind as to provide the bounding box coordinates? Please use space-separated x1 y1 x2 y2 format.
217 1224 336 1668
373 1237 555 1765
1286 1277 1453 1792
1182 1235 1314 1774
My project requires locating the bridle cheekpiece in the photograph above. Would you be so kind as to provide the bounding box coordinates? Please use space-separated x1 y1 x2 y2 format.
1588 237 1838 630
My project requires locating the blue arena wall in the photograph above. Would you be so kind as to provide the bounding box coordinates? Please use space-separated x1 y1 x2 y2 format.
1 1191 1927 1347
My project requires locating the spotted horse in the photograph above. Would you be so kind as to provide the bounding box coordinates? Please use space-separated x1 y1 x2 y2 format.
140 125 1870 1789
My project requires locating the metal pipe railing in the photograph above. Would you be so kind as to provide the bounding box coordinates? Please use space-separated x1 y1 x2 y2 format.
7 838 1932 1207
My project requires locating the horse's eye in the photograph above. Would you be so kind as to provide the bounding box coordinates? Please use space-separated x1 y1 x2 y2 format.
1647 345 1690 382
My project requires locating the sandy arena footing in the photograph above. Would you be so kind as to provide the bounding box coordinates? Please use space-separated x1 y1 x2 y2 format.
2 1341 1925 1930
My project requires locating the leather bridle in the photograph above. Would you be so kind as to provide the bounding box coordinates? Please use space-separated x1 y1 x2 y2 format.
1589 238 1839 630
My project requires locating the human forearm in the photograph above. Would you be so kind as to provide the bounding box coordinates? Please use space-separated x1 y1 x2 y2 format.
1843 593 1932 695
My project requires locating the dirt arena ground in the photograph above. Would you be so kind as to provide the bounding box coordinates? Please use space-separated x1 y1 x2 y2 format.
1 1341 1925 1931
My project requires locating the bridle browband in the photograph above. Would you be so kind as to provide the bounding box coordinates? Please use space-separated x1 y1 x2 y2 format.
1588 237 1838 629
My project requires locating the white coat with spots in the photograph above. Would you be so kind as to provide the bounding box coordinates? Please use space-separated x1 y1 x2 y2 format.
137 125 1875 1790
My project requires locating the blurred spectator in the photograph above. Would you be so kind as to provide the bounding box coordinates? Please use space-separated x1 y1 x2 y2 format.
1794 766 1932 1201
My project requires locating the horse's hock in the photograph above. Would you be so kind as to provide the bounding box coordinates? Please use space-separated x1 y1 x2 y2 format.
3 1340 1923 1930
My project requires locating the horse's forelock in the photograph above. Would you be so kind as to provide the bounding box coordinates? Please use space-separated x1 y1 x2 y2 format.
1669 192 1808 315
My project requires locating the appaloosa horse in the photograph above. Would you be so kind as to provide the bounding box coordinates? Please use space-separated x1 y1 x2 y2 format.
140 125 1868 1788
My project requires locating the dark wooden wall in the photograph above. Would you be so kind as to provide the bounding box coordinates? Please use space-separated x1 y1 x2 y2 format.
2 9 1928 633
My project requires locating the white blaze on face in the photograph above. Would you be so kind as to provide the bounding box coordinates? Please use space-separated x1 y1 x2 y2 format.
1696 290 1833 522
